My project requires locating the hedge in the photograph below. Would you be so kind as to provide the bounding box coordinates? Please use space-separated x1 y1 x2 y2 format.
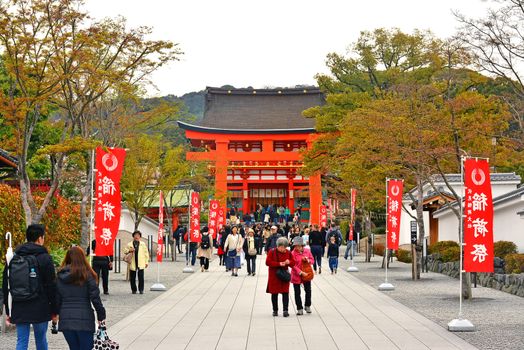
396 248 412 263
494 241 518 260
505 254 524 274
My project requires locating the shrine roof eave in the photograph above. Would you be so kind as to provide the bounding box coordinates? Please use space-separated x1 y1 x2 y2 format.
177 121 315 135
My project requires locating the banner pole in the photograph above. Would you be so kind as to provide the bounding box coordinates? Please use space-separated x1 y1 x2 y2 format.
89 149 95 266
379 178 394 291
448 156 474 331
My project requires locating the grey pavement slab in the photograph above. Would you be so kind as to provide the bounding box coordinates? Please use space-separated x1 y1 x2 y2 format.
110 255 478 350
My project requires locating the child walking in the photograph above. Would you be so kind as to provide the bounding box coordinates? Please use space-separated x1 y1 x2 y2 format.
327 236 339 274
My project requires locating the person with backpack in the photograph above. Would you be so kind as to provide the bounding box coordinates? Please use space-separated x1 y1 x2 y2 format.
197 227 214 272
325 223 343 247
327 235 340 274
2 224 58 350
56 246 106 350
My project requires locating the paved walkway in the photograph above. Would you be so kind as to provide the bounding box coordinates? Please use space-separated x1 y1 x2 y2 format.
110 256 477 350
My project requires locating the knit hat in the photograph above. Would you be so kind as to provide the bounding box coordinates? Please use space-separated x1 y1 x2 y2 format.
292 236 305 246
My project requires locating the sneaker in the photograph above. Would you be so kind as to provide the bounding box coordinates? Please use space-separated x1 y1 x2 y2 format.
132 291 137 294
272 311 278 317
297 309 304 316
319 267 321 274
103 292 109 295
331 271 334 275
252 272 256 276
305 306 312 314
283 311 289 317
201 266 204 272
335 268 337 274
139 291 144 294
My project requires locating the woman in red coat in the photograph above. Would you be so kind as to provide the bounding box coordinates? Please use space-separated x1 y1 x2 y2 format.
266 237 295 317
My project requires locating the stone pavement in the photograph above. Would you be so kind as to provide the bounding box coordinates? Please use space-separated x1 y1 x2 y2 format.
2 259 191 349
110 255 477 350
338 254 524 350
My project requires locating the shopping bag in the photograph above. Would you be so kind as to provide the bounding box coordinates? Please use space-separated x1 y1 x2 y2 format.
93 321 119 349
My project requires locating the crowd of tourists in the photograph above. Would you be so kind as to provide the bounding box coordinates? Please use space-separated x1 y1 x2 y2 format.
2 218 357 349
173 219 354 317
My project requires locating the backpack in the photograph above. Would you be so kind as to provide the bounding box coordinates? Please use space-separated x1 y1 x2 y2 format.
8 254 41 302
201 235 210 249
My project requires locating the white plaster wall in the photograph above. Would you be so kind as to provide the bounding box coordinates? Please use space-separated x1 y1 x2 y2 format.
493 201 524 253
435 199 524 253
399 203 429 246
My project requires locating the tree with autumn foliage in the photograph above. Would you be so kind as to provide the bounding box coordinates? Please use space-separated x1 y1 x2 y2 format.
304 29 516 298
0 0 182 248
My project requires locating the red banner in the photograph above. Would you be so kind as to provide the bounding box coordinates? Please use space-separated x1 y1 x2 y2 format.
208 199 219 239
217 206 225 231
157 191 164 263
319 205 327 228
350 189 357 241
464 159 494 273
94 147 126 256
387 179 403 250
190 192 201 243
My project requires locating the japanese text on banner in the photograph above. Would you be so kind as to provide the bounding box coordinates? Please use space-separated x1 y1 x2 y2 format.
208 199 219 239
464 159 494 273
190 192 201 243
94 147 126 256
157 191 164 263
350 189 357 241
319 205 327 228
387 179 403 250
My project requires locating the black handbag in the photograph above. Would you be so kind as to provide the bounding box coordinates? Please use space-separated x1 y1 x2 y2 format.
276 267 291 282
274 250 291 282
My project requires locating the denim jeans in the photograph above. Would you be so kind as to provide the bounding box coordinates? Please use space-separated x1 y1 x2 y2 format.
344 241 356 259
328 256 339 272
186 244 197 265
63 330 94 350
16 322 48 350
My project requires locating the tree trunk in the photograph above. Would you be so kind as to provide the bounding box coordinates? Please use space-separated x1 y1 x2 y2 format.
414 176 426 280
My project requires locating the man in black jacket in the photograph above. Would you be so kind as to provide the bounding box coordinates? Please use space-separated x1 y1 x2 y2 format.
90 239 113 295
2 224 58 350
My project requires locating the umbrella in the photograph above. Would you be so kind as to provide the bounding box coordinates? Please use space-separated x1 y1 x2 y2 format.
5 232 13 318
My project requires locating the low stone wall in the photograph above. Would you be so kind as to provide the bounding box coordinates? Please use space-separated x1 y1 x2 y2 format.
426 254 524 297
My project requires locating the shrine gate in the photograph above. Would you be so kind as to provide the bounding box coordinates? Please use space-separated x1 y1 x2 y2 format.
178 87 323 224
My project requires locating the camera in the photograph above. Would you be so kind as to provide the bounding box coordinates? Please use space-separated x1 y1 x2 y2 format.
51 322 58 334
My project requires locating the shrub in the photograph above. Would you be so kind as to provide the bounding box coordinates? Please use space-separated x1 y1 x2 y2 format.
440 246 460 262
396 249 412 263
429 240 459 255
494 241 518 260
505 254 524 274
374 243 385 256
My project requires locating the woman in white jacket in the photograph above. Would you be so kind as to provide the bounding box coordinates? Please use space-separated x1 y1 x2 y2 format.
223 226 243 276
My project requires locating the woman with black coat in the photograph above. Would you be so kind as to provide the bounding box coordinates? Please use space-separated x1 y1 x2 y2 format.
57 246 106 350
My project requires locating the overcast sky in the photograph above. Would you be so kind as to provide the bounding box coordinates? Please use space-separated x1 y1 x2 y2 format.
85 0 493 97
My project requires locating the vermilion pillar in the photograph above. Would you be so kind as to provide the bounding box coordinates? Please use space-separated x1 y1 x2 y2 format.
309 173 322 225
215 141 229 208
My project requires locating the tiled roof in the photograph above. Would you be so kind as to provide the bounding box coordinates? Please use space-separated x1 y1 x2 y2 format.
493 185 524 206
198 87 323 130
434 185 524 215
431 173 521 183
0 148 18 167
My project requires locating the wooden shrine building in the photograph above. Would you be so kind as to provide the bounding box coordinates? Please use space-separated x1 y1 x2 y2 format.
178 87 323 224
